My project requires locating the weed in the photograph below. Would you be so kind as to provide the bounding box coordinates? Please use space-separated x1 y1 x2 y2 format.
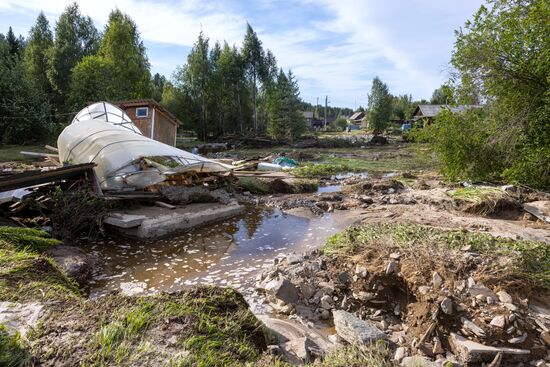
0 324 32 367
294 163 354 178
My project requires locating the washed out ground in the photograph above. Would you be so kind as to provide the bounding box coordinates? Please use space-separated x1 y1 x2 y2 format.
1 140 550 366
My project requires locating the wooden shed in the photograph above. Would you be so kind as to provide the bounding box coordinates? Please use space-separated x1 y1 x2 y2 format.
113 99 181 146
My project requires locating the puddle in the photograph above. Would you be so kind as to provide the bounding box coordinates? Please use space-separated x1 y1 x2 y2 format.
316 185 342 194
85 206 358 298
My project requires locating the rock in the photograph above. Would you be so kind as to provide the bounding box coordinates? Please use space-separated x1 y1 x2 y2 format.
337 271 350 285
120 281 147 296
449 333 530 363
0 302 43 337
467 277 476 288
285 337 314 362
46 245 95 283
541 331 550 347
353 291 375 302
333 310 386 345
432 272 443 289
359 195 374 204
490 316 506 329
486 296 495 305
394 347 407 362
418 286 431 295
320 295 333 310
389 252 401 260
380 319 389 330
267 345 281 355
497 290 513 304
262 277 299 304
299 282 316 300
319 309 330 320
401 356 436 367
433 337 445 354
504 303 518 311
386 260 399 275
440 297 453 315
508 333 527 344
355 264 368 278
461 318 486 337
286 254 304 265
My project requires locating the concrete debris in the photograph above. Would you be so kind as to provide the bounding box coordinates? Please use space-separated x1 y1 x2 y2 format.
332 310 386 345
432 272 443 289
489 315 506 328
461 317 486 337
400 355 436 367
120 281 147 296
0 302 43 337
440 297 453 315
449 333 530 363
261 277 300 305
394 346 407 362
497 290 513 304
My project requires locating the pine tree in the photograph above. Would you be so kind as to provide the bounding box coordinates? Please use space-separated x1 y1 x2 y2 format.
367 77 392 135
242 23 265 133
267 69 304 140
47 3 99 111
24 12 53 97
183 32 211 141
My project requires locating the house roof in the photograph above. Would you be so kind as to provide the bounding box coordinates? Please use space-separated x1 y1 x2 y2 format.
113 99 182 126
413 104 482 118
349 111 365 120
303 111 314 119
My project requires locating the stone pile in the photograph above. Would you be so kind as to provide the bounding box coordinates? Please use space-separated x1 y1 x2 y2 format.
255 250 550 366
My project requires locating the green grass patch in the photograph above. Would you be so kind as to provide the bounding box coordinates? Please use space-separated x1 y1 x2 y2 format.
323 223 550 289
0 145 49 162
450 187 516 215
0 226 79 302
0 324 32 367
294 163 354 178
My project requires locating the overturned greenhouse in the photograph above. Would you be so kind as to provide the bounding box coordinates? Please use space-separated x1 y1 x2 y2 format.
58 102 234 191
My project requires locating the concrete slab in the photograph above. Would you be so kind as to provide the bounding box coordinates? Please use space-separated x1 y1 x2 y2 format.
106 201 245 238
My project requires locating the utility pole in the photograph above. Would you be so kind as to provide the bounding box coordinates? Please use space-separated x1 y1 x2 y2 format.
324 95 328 129
316 97 319 118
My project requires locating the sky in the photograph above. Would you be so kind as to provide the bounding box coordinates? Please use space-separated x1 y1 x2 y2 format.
0 0 484 108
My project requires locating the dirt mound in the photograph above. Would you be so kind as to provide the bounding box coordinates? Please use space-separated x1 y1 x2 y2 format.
255 223 550 365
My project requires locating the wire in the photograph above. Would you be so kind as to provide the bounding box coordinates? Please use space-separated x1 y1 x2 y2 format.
0 111 79 119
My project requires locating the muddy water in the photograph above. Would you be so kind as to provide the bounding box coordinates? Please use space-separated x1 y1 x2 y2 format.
86 206 360 298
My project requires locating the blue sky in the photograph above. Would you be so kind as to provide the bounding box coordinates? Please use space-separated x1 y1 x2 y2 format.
0 0 484 108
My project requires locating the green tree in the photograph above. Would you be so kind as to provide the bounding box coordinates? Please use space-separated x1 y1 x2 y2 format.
367 77 392 134
392 94 412 120
266 69 304 140
47 2 99 112
152 73 166 102
24 12 54 97
445 0 549 188
242 23 265 133
183 32 211 140
0 33 51 144
430 85 454 105
70 9 151 109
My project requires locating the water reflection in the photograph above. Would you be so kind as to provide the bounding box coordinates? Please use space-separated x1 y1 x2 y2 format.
86 206 350 298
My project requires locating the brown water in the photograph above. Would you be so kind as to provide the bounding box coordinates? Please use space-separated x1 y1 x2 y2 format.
86 206 359 299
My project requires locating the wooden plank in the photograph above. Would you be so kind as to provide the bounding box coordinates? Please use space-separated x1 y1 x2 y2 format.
0 163 96 192
20 151 59 158
44 145 59 152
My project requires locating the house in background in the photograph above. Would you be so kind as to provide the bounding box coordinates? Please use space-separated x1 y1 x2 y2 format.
114 99 181 146
303 111 324 129
412 104 481 126
347 111 366 128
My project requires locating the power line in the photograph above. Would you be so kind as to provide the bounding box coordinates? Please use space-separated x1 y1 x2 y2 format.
0 111 79 120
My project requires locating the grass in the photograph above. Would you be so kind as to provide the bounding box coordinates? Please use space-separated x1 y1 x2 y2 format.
0 227 80 302
323 223 550 290
0 324 32 367
77 287 267 367
0 145 49 162
450 187 515 215
236 144 439 178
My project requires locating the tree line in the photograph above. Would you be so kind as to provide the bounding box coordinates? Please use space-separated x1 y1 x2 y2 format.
0 3 311 144
412 0 549 189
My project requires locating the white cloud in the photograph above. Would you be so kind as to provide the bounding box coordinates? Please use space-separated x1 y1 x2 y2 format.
0 0 483 107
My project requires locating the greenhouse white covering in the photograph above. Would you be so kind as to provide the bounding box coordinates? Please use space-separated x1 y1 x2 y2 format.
58 102 234 190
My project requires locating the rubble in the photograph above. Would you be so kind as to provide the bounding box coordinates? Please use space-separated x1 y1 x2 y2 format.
332 310 387 345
